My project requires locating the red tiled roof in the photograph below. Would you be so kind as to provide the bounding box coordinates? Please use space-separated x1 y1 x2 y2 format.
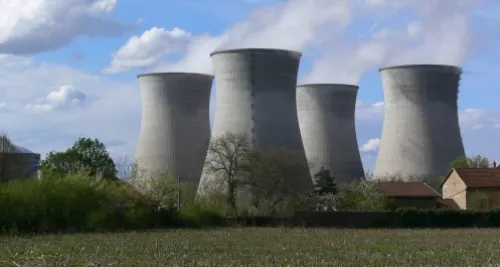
378 181 440 197
437 198 459 209
454 168 500 188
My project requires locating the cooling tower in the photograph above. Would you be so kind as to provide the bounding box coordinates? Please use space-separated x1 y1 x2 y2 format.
197 48 311 195
297 84 365 185
135 72 213 187
374 64 465 182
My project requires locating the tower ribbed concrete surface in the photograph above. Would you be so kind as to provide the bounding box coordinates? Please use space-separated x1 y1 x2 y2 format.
297 84 365 185
374 64 465 182
135 72 213 186
197 48 311 195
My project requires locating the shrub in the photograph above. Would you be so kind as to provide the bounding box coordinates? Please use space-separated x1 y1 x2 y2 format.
0 172 179 233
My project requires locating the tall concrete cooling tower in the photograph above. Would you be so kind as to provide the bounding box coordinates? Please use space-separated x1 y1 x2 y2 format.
374 64 465 182
135 72 213 187
197 48 311 195
297 84 365 185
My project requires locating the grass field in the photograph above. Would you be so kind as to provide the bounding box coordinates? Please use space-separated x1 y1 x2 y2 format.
1 228 500 266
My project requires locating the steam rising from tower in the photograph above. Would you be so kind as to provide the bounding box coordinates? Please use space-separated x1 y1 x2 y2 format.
297 83 365 184
135 72 213 187
374 64 465 182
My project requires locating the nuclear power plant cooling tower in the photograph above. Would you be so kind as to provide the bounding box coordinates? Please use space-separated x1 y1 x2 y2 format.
374 64 465 182
297 84 365 184
135 72 213 187
198 48 311 195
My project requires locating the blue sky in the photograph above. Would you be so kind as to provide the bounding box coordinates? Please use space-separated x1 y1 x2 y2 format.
0 0 499 172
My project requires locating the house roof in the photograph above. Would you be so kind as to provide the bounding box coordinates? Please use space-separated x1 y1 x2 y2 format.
448 168 500 188
378 181 441 197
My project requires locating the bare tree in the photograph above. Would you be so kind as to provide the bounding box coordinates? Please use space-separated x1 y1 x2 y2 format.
124 160 185 209
451 154 491 169
0 133 28 183
242 148 312 215
202 132 253 215
466 155 491 168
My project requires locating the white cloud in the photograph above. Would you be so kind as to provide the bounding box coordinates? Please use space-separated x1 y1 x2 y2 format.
355 100 384 120
103 27 193 74
360 138 381 152
25 85 87 112
0 55 140 159
458 108 500 131
0 0 134 54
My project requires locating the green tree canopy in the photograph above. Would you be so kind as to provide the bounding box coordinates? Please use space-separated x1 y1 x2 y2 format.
334 181 390 211
41 137 116 179
451 154 491 169
312 167 337 196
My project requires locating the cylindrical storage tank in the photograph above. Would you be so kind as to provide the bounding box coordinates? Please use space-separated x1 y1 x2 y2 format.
198 48 311 195
374 64 465 182
135 72 213 187
297 84 365 185
1 145 41 181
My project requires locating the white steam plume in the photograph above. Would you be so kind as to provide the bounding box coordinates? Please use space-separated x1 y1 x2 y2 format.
154 0 353 73
303 0 476 84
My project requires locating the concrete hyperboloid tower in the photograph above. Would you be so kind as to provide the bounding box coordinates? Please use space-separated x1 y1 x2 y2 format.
135 72 213 187
297 84 365 184
374 64 465 182
197 48 311 195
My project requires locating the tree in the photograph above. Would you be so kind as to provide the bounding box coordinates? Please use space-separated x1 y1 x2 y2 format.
0 133 29 182
243 148 311 215
333 180 390 211
312 167 337 196
41 137 116 179
451 154 491 169
121 159 190 210
201 132 253 215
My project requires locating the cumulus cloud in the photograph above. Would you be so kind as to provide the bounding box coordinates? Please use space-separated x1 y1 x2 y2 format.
0 0 134 54
106 0 354 74
25 85 87 112
360 138 381 152
0 55 140 159
103 27 193 73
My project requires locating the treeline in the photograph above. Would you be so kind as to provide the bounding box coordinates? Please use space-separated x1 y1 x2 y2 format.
0 133 495 233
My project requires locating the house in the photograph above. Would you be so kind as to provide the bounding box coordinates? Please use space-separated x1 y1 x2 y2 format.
441 168 500 210
378 181 442 209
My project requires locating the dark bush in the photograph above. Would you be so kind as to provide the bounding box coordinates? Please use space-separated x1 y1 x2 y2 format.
239 209 500 228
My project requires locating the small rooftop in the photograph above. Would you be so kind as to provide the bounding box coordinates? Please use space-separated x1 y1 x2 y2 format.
450 168 500 188
15 145 36 154
378 181 440 198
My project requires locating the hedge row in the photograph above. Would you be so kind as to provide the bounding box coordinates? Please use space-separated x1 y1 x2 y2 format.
225 209 500 228
4 174 500 232
0 174 223 233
